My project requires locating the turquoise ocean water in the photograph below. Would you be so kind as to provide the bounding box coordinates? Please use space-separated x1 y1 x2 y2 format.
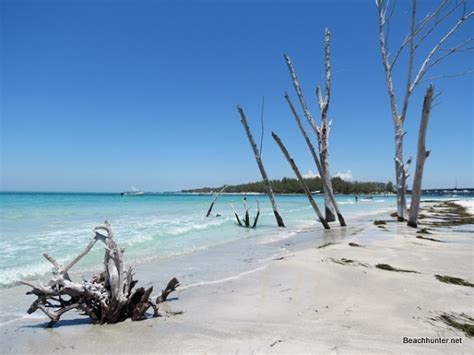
0 192 398 286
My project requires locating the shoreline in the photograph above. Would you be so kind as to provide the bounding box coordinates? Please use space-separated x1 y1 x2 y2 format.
1 200 473 353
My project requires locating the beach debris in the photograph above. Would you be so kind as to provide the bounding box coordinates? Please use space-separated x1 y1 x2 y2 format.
438 313 474 338
283 29 346 225
373 220 386 225
434 275 474 288
348 242 364 247
269 339 283 347
415 235 444 243
375 263 419 273
19 221 179 327
318 242 336 249
408 86 434 228
324 257 369 267
272 133 330 229
237 106 285 227
205 185 228 217
376 0 472 222
417 228 432 234
421 201 474 228
230 198 260 228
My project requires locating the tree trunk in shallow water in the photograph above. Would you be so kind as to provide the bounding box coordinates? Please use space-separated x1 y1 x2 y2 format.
272 132 330 230
318 29 337 222
237 106 285 227
206 185 228 217
284 93 346 227
283 29 337 222
408 85 434 228
319 140 336 222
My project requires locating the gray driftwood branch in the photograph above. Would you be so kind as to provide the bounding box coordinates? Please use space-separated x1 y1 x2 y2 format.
272 132 330 230
284 29 338 222
237 106 285 227
206 185 228 217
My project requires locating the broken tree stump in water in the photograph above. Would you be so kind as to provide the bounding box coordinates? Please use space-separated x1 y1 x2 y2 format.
230 198 260 228
19 221 179 327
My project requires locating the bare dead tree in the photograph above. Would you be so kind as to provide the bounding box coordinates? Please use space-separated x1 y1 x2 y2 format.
272 132 330 229
284 28 338 222
408 85 434 228
237 106 285 227
206 185 228 217
376 0 473 221
20 221 179 327
284 93 346 227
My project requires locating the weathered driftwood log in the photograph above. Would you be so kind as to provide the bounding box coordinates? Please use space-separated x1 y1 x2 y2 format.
237 106 285 227
284 92 346 227
206 185 228 217
230 199 260 228
19 221 179 327
284 29 337 222
272 132 330 230
408 85 434 228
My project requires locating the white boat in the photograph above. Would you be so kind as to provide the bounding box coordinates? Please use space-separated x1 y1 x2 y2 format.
121 187 144 196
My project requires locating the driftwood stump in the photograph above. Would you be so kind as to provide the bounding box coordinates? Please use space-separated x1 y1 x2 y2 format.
231 198 260 228
20 221 179 327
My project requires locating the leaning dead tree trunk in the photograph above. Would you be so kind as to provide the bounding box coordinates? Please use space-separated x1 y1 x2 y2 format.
272 132 330 230
20 221 179 327
206 185 228 217
376 0 473 221
284 93 346 227
408 86 434 228
284 28 337 222
237 106 285 227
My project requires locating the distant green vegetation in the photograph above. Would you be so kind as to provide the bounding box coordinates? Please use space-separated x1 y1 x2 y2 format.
182 177 394 195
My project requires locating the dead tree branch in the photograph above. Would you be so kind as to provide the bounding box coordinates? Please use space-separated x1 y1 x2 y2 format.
206 185 228 217
237 106 285 227
272 132 330 230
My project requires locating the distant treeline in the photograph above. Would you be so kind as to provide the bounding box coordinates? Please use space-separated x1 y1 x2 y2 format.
182 177 394 195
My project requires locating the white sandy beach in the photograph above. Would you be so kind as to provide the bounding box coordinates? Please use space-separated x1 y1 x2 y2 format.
1 200 473 354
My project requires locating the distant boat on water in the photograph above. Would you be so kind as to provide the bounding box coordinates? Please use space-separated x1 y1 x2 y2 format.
121 187 144 196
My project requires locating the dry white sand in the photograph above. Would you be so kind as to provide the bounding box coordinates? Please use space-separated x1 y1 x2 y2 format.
1 200 473 354
456 199 474 214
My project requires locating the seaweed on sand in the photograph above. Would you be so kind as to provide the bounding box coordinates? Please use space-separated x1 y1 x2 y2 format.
417 228 432 234
434 275 474 287
416 235 444 243
348 242 364 247
424 201 474 227
375 263 419 273
439 313 474 338
318 242 336 249
326 257 368 267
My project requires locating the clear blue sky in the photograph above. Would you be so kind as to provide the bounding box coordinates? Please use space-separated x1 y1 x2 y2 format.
1 0 473 192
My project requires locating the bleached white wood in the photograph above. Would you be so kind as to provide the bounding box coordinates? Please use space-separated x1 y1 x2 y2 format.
408 86 434 228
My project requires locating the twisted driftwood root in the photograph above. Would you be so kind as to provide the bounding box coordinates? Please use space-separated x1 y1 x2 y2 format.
20 221 179 327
